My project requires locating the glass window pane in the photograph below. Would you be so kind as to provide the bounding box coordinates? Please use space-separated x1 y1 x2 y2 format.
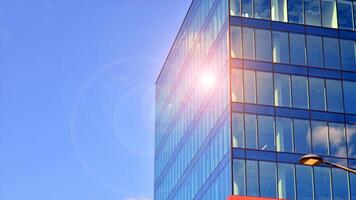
329 123 347 157
246 160 259 196
338 0 354 30
291 76 309 109
340 39 356 71
231 0 241 16
232 113 244 148
255 29 272 62
326 79 344 112
276 117 293 152
231 26 242 58
254 0 271 20
305 0 321 26
243 28 255 60
288 0 304 24
323 37 341 69
314 167 332 200
347 124 356 159
244 70 256 103
311 121 329 155
272 31 290 63
350 173 356 200
343 81 356 114
271 0 288 22
259 161 277 198
294 119 312 154
290 33 306 65
258 115 275 151
246 114 257 149
309 78 326 111
242 0 253 17
306 35 324 67
233 159 246 195
232 68 243 102
321 0 338 28
274 73 291 107
332 168 350 200
296 165 314 200
257 71 273 105
278 163 296 200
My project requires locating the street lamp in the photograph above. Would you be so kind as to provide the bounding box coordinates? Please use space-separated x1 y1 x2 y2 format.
299 154 356 174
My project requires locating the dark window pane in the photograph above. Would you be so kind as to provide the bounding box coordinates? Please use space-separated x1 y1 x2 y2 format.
294 119 312 154
254 0 271 19
311 121 329 155
278 163 296 200
257 72 273 105
276 117 294 152
344 81 356 114
323 37 341 69
233 159 246 195
231 0 241 16
338 0 354 30
232 113 244 148
307 35 324 67
291 76 309 109
309 78 326 111
232 68 243 102
242 0 253 17
347 124 356 159
274 73 291 107
296 165 314 200
314 167 332 200
290 33 306 65
340 39 356 71
231 26 242 59
332 168 350 200
246 114 258 149
326 79 344 112
255 29 272 62
246 160 259 196
243 28 255 59
259 161 277 198
244 70 256 103
288 0 304 24
258 115 275 151
305 0 321 26
329 123 347 157
272 31 290 64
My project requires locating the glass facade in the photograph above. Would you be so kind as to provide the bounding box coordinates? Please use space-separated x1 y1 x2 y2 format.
156 0 356 199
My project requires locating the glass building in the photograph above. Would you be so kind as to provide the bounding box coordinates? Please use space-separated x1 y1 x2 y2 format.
155 0 356 199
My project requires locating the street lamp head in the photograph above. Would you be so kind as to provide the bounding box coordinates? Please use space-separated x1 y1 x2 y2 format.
299 154 324 166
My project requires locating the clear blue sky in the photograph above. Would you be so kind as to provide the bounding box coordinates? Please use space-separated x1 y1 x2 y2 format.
0 1 191 199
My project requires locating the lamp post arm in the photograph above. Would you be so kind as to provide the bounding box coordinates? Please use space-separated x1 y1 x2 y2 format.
324 161 356 174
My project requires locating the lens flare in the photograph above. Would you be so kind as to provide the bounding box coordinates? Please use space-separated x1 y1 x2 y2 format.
199 71 216 90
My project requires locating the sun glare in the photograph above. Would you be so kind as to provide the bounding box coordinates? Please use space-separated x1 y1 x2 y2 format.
199 71 216 90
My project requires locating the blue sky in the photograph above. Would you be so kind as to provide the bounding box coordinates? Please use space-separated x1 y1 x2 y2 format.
0 1 191 199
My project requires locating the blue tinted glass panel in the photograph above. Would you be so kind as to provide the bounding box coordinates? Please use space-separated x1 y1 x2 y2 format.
323 37 341 69
312 121 329 155
272 31 290 64
326 79 344 112
344 81 356 114
231 0 241 16
231 26 242 59
314 167 332 200
246 114 258 149
288 0 304 24
290 33 306 65
278 163 296 200
305 0 321 26
321 0 338 28
292 76 309 109
233 159 246 195
254 0 271 19
307 35 324 67
351 173 356 200
329 123 347 157
257 72 273 105
296 165 314 200
232 113 245 148
246 160 259 196
242 0 253 17
255 29 272 62
276 117 293 152
340 39 356 71
309 78 326 111
258 115 275 151
232 69 243 102
243 28 255 59
347 124 356 159
294 119 312 154
338 0 354 30
259 161 277 198
332 168 350 200
274 73 291 107
244 70 256 103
